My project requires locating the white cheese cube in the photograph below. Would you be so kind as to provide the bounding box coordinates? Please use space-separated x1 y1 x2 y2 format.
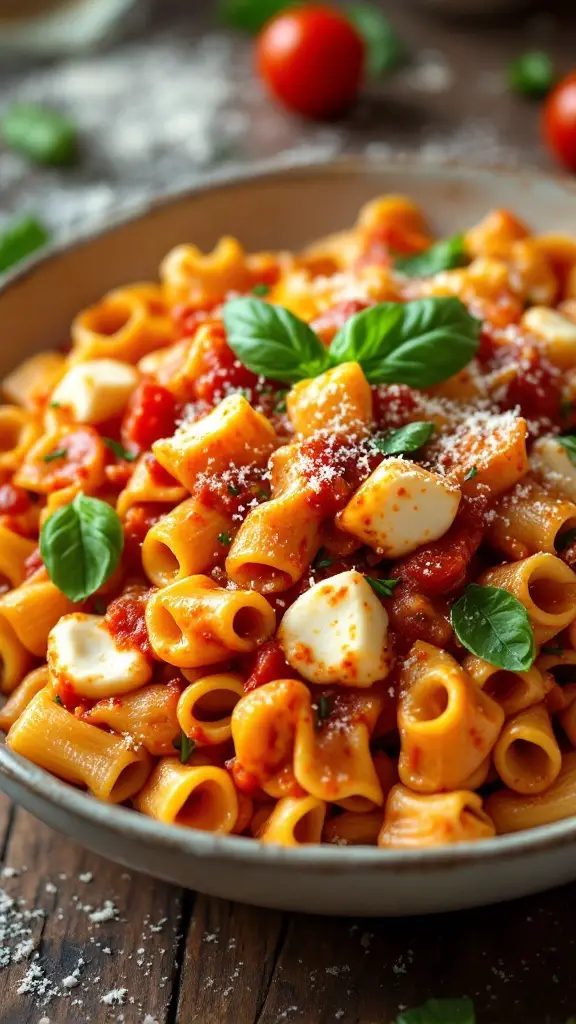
532 436 576 502
522 307 576 369
278 569 392 687
338 457 460 557
50 359 139 424
48 613 152 699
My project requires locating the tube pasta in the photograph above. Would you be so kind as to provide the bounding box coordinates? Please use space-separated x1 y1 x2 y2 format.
153 394 276 491
142 496 235 587
481 553 576 645
379 785 496 848
231 679 312 797
7 689 152 802
0 574 78 657
463 654 553 717
398 642 504 793
71 284 174 364
116 454 186 520
486 478 576 560
287 362 373 438
145 574 276 668
2 351 66 409
558 684 576 746
258 796 327 846
176 674 245 747
0 666 49 732
0 525 37 588
486 752 576 834
133 758 238 833
82 683 181 756
493 703 561 794
0 616 35 694
0 406 41 478
323 809 383 846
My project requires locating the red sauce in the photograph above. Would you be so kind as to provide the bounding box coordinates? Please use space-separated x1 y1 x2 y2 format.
393 494 488 598
121 380 179 452
496 344 562 431
172 304 222 337
226 757 262 797
0 483 31 515
24 547 44 579
297 434 381 518
144 453 180 488
372 384 421 431
242 639 296 692
105 588 153 657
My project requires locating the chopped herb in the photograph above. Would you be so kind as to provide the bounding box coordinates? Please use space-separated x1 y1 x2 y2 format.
541 646 565 656
228 483 242 496
42 448 66 463
556 527 576 552
508 51 555 99
313 548 334 570
558 434 576 466
217 532 232 545
0 215 50 273
252 283 271 297
53 695 64 706
365 576 400 598
172 730 196 765
2 103 78 165
463 466 478 482
256 488 270 500
50 401 61 409
316 695 331 728
374 421 435 456
275 389 288 414
102 437 137 462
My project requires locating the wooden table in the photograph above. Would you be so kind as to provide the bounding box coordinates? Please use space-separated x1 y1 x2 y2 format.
2 2 576 1021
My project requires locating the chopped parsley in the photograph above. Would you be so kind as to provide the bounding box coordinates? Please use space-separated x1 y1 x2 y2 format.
315 695 331 728
313 548 334 570
463 466 478 482
365 576 400 599
252 282 270 297
53 694 64 706
172 730 196 765
102 438 137 462
42 448 66 463
217 532 232 545
227 483 242 496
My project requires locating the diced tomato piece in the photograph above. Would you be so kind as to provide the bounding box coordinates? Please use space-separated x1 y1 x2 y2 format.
24 546 43 579
122 380 178 452
497 345 562 430
105 588 152 657
243 639 297 692
123 502 168 571
310 299 372 346
0 483 31 515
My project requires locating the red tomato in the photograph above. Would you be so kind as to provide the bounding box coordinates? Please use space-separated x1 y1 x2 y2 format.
543 70 576 172
121 380 178 452
256 5 364 119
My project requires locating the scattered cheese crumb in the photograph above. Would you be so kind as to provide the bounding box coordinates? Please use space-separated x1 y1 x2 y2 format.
101 987 128 1006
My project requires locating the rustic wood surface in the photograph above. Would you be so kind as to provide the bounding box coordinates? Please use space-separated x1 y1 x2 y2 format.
1 2 576 1022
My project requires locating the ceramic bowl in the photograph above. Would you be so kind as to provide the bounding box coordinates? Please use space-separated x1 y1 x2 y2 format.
1 157 576 917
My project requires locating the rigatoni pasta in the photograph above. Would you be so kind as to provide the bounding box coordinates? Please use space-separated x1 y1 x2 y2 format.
3 193 576 849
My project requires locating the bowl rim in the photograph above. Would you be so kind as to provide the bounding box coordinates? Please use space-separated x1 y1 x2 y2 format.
2 151 576 871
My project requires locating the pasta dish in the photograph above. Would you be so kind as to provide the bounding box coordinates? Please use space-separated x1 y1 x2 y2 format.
2 194 576 850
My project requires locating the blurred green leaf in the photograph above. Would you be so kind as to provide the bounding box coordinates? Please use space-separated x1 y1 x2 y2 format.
219 0 290 32
508 51 556 98
346 4 406 77
0 215 49 273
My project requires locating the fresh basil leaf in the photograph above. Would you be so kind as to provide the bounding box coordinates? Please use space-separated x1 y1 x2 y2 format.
0 215 49 274
397 996 475 1024
345 4 406 77
219 0 290 32
508 51 555 99
395 234 467 278
2 103 77 166
102 438 137 462
374 421 435 455
315 695 331 728
450 584 535 671
224 297 330 383
252 282 271 297
365 576 399 598
329 297 480 387
463 466 478 482
40 493 124 603
558 434 576 466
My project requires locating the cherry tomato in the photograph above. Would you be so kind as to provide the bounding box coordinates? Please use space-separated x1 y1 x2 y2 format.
543 70 576 172
256 5 365 119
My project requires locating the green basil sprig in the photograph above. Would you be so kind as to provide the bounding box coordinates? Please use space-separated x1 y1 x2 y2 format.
224 296 480 388
102 438 137 462
40 493 124 603
345 4 406 77
450 584 535 671
2 103 77 166
508 51 555 99
397 996 475 1024
365 576 399 598
395 234 467 278
557 434 576 466
373 421 435 456
219 0 288 31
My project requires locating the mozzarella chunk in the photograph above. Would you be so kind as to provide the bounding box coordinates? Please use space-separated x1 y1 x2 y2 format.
50 359 139 424
532 436 576 502
278 569 392 687
338 457 460 557
521 307 576 369
48 613 152 699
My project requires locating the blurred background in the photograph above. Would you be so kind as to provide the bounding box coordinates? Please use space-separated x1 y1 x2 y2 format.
0 0 574 248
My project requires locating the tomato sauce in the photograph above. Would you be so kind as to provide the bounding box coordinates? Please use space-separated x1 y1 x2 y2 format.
123 503 168 571
310 299 372 345
0 483 31 515
122 380 179 452
242 639 296 692
105 588 153 657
